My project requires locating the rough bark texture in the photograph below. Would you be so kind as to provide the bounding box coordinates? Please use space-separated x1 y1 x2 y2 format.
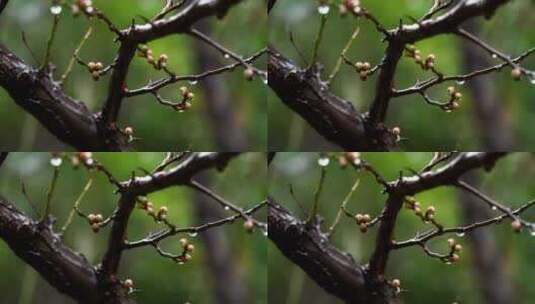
0 197 133 304
268 48 396 151
268 199 399 304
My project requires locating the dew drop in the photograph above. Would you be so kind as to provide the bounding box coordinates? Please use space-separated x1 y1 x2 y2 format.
456 80 465 85
530 229 535 237
224 206 230 211
456 232 465 237
491 206 497 211
318 157 330 167
189 80 198 85
50 157 63 167
492 54 498 59
263 230 268 237
317 4 330 15
50 5 62 15
188 232 198 238
224 54 230 59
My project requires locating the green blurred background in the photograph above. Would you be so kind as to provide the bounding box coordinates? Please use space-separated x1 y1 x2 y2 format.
0 152 267 303
269 152 535 303
268 1 535 151
0 1 267 151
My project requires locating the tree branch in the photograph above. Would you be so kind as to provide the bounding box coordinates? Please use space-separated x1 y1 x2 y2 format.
268 48 396 150
0 197 104 304
268 198 399 304
0 44 125 150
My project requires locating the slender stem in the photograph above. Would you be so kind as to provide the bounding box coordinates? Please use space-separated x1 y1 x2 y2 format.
310 13 328 67
41 15 60 69
61 177 94 235
43 167 60 218
327 24 360 85
60 26 93 84
308 166 327 222
328 178 360 237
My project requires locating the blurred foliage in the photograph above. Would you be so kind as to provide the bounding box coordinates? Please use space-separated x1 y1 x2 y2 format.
268 0 535 150
0 152 267 304
269 152 535 304
0 1 267 151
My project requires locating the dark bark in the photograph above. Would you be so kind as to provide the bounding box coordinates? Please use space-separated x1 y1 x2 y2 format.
269 0 514 150
0 44 125 151
268 48 396 151
0 0 246 151
0 197 133 304
268 199 399 304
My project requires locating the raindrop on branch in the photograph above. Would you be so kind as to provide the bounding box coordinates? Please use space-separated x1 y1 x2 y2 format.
188 232 198 238
456 80 465 85
317 5 330 15
50 157 63 167
456 232 465 237
318 156 330 167
50 5 62 15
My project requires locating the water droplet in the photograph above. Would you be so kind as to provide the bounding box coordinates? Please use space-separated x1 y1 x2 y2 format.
188 232 198 238
456 80 465 85
530 229 535 237
529 74 535 85
456 232 465 237
262 77 268 85
50 5 62 15
318 157 330 167
224 206 230 211
492 54 498 59
224 54 230 59
263 230 268 237
85 158 94 166
491 206 497 211
317 4 330 15
189 80 198 85
50 157 62 167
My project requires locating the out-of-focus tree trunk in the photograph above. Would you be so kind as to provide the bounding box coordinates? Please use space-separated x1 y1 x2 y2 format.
190 20 248 304
193 21 247 151
458 19 514 304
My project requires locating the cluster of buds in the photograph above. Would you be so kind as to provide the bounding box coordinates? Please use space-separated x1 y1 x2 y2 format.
354 61 371 81
87 61 104 81
87 213 104 233
123 278 134 292
174 86 195 112
72 0 94 16
138 45 168 69
511 67 523 81
156 54 168 70
446 86 462 111
138 196 155 215
391 126 401 142
157 206 168 221
338 152 361 168
355 213 372 233
123 126 134 142
339 0 362 16
243 67 255 81
71 152 94 168
405 45 436 70
424 206 436 221
446 238 462 263
243 218 255 233
390 278 401 294
177 238 195 263
511 219 522 232
404 197 421 214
